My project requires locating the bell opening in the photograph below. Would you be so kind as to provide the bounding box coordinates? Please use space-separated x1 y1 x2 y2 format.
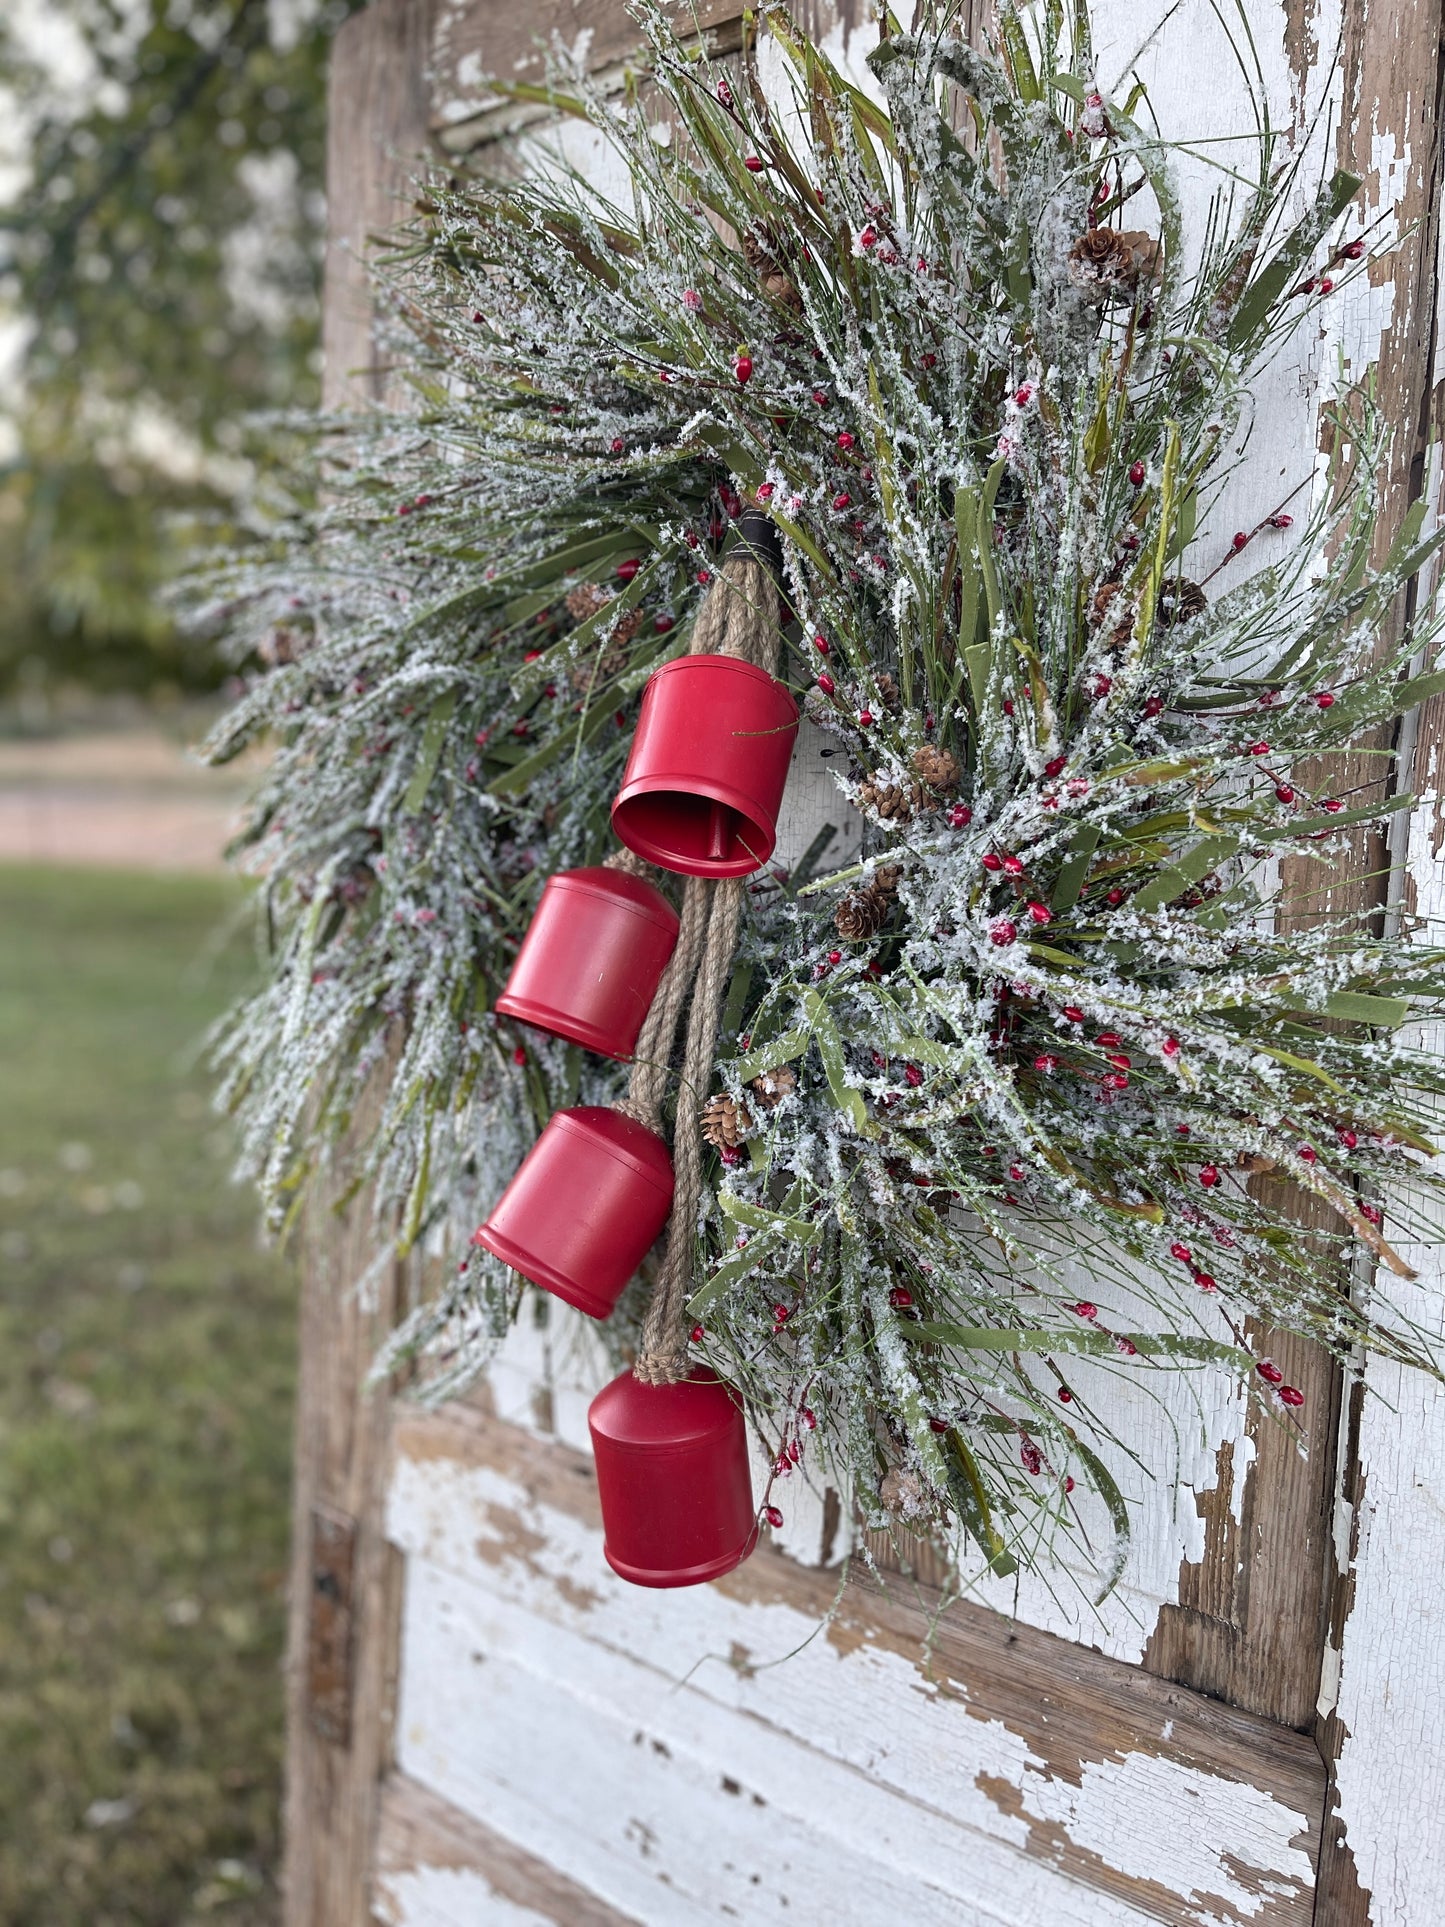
613 789 771 878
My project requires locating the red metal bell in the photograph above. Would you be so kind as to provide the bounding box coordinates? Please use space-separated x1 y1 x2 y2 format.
588 1366 758 1588
475 1107 673 1321
495 866 679 1060
611 655 799 877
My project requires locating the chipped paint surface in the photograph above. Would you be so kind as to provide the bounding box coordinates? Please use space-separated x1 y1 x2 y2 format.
1326 803 1445 1922
376 1863 558 1927
386 1438 1319 1925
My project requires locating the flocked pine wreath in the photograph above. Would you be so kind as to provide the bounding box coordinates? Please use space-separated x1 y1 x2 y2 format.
187 1 1445 1598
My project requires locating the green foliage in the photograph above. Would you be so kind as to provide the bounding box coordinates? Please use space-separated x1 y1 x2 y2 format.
191 1 1445 1598
0 0 359 701
0 865 292 1923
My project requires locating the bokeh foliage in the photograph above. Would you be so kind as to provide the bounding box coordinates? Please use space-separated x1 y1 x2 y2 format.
0 0 359 701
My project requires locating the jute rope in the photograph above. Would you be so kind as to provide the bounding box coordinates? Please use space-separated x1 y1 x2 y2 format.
629 551 783 1384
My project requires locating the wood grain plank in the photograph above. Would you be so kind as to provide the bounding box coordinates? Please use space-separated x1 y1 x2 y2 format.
388 1393 1325 1927
374 1773 641 1927
283 3 439 1921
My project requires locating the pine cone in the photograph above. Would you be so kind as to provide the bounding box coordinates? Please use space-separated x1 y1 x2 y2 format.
258 625 300 667
565 583 608 621
1090 579 1135 647
875 671 901 713
857 776 928 821
569 638 631 695
834 866 900 941
910 744 959 792
879 1467 928 1522
701 1092 751 1148
1157 578 1207 628
742 227 804 313
1067 227 1162 304
749 1065 796 1108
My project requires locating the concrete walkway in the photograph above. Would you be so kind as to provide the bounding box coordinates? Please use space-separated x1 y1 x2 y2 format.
0 731 262 873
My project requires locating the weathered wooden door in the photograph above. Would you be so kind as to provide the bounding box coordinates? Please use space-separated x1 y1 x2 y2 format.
287 3 1445 1921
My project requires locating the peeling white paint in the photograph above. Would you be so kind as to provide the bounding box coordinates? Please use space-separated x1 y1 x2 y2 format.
375 1863 559 1927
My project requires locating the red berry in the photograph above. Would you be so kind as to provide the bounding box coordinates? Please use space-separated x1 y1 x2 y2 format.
1002 697 1015 716
1275 785 1295 804
1096 1032 1122 1049
617 558 641 582
1044 754 1066 778
1033 1052 1060 1072
696 568 711 584
654 614 675 634
889 1285 914 1309
1065 1476 1076 1494
690 1324 704 1343
836 432 855 451
1247 740 1271 756
1269 513 1295 529
1128 460 1145 486
1279 1385 1306 1407
1002 854 1025 877
1062 1006 1085 1024
772 1302 791 1323
812 388 828 406
1162 1035 1181 1057
1342 239 1365 260
1101 1071 1129 1090
1170 1242 1192 1262
832 491 852 510
1027 900 1052 925
734 354 754 384
1360 1202 1382 1225
610 437 625 454
1232 530 1249 551
946 804 972 828
1257 1360 1284 1384
1337 1128 1359 1149
1106 1052 1131 1070
1176 1123 1191 1137
1298 1144 1318 1163
1105 887 1125 906
1015 383 1033 406
1092 675 1113 698
1058 1387 1073 1403
828 949 842 965
982 851 1004 872
904 1064 922 1088
764 1505 784 1528
1199 1164 1221 1187
858 708 874 727
1318 276 1334 294
859 224 878 249
1072 1301 1097 1318
817 672 836 696
990 918 1018 946
1314 690 1335 708
1144 695 1164 717
1321 798 1344 813
929 1417 949 1434
513 1046 527 1066
1193 1270 1217 1292
745 154 765 172
756 483 774 502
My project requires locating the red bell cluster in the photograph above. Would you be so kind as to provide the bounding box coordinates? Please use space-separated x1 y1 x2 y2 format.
473 616 799 1586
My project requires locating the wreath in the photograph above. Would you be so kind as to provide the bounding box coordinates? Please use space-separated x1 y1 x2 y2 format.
190 2 1445 1597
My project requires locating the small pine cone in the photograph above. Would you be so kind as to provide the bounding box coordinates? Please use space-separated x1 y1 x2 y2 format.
742 228 804 314
568 638 631 696
858 777 927 821
834 867 899 941
910 744 959 792
565 582 608 621
879 1467 928 1523
258 625 299 667
701 1092 751 1149
1067 227 1162 304
749 1065 796 1108
875 671 901 713
1157 578 1208 628
1090 580 1135 647
613 607 643 644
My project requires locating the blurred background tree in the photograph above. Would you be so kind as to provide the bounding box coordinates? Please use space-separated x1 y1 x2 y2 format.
0 0 361 715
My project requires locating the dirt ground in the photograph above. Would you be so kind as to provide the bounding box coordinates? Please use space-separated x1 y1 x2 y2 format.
0 731 261 873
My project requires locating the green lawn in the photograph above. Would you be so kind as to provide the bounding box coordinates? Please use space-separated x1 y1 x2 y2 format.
0 867 294 1925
